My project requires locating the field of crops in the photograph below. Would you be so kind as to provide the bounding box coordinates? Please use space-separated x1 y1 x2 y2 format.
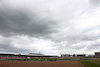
80 58 100 67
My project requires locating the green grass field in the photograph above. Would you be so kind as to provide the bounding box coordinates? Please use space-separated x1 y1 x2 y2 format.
80 58 100 67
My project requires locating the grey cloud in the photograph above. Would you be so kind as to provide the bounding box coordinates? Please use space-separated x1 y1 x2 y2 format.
90 0 100 7
0 0 58 37
86 44 100 51
0 35 38 53
0 43 37 53
0 0 100 55
81 26 100 41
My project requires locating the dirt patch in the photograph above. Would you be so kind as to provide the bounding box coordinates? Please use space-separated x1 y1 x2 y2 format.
0 61 84 67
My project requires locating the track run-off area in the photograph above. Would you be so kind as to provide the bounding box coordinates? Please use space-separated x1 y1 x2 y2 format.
0 61 84 67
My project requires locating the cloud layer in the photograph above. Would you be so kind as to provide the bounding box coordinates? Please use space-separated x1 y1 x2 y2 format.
0 0 100 55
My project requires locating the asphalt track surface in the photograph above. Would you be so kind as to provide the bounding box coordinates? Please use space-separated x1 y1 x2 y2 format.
0 61 84 67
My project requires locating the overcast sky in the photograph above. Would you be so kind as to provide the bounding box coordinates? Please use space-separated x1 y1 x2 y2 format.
0 0 100 55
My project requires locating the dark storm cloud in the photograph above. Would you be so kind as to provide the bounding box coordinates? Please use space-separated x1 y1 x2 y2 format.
0 0 58 37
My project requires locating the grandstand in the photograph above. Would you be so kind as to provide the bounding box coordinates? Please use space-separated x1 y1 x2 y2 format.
0 52 58 59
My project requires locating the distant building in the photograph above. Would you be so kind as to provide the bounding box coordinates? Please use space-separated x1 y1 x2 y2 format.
61 54 70 57
77 54 86 57
88 55 94 57
95 52 100 57
28 53 44 56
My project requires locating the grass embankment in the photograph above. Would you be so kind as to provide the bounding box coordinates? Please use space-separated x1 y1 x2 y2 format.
80 58 100 67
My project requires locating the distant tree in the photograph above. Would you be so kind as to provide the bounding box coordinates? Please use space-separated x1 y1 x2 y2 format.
73 54 75 57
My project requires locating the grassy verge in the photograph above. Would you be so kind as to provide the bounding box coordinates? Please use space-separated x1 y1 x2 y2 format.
80 58 100 67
